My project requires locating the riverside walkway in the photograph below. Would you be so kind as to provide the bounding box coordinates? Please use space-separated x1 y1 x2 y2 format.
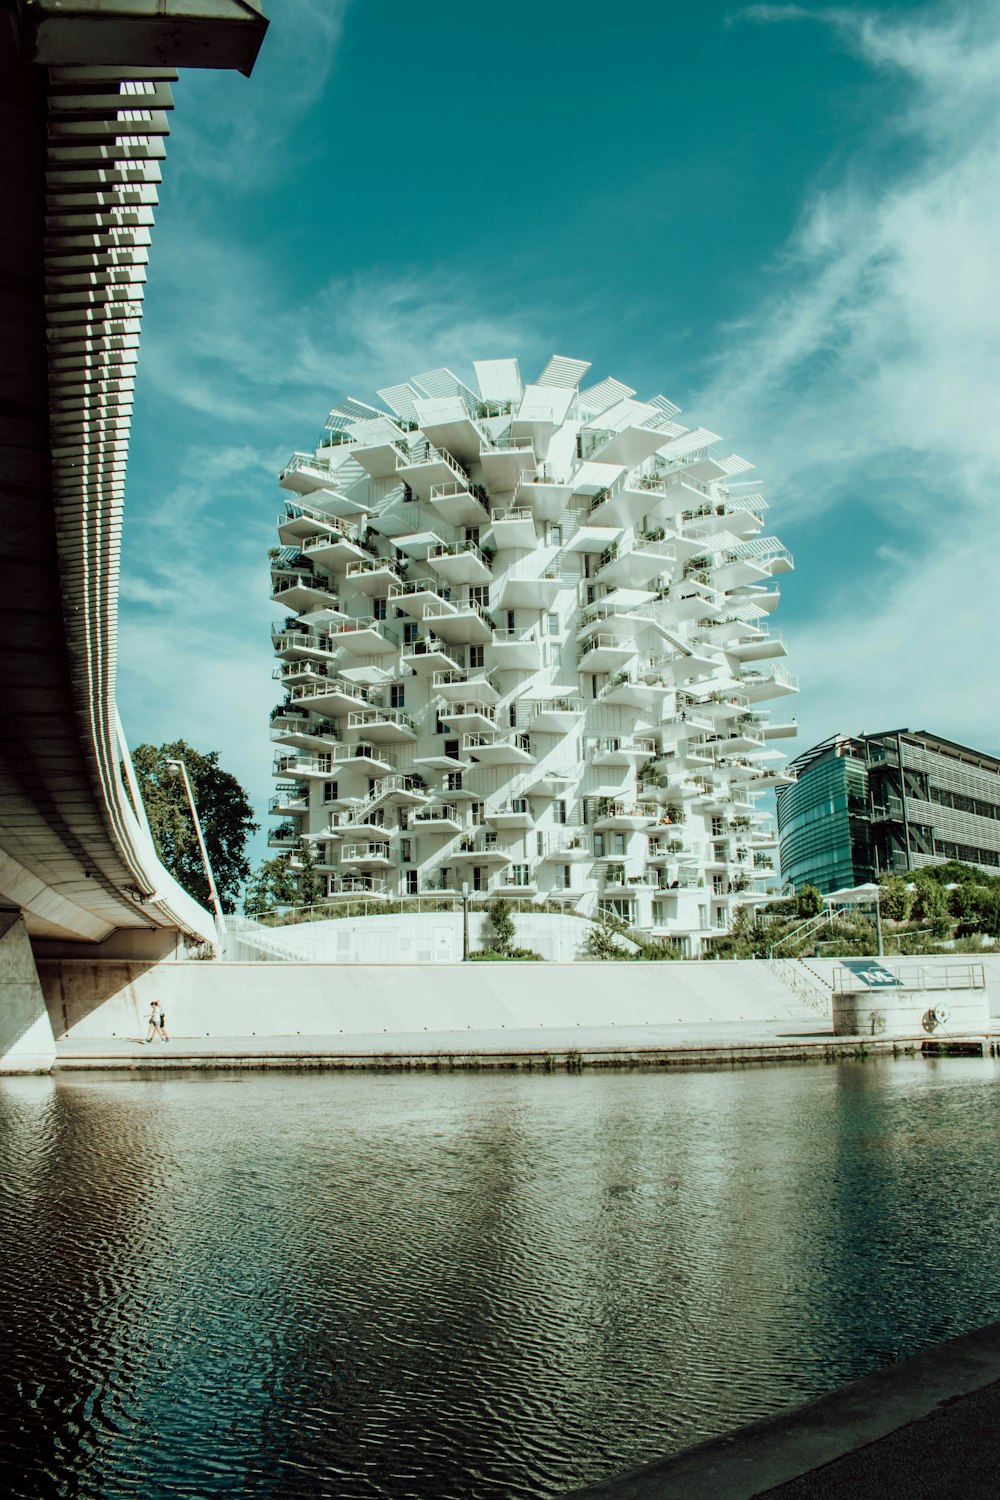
564 1320 1000 1499
52 1015 992 1072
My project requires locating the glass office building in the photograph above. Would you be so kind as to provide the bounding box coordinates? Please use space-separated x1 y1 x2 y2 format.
777 729 1000 892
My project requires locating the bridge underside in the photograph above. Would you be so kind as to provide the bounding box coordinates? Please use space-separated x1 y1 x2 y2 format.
0 3 266 951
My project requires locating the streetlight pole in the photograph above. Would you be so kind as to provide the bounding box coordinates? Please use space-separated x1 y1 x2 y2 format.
165 758 224 930
462 881 470 962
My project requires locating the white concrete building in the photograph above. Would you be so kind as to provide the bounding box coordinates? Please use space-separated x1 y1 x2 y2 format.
267 356 797 954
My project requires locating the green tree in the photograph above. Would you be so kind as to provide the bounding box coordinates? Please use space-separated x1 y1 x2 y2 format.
910 876 951 939
132 740 257 914
485 897 516 955
878 875 911 923
795 883 823 917
243 853 298 916
297 840 323 908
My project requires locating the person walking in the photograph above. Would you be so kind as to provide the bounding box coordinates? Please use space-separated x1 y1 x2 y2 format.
158 1003 169 1042
144 1000 165 1044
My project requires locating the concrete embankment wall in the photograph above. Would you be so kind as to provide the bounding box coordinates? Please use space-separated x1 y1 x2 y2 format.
227 912 592 964
40 958 817 1041
36 953 999 1043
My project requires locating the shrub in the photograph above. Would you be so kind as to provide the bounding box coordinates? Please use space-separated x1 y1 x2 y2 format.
468 947 544 961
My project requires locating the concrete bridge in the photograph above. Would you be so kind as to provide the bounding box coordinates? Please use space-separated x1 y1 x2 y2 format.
0 2 268 1068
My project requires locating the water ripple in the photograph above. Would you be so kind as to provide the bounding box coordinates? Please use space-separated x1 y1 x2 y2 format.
2 1059 1000 1497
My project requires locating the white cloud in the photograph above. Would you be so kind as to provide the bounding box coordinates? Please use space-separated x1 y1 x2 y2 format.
168 0 351 189
696 3 1000 753
122 262 542 866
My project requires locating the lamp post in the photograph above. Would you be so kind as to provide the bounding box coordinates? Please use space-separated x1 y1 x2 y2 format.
165 757 224 929
462 880 470 962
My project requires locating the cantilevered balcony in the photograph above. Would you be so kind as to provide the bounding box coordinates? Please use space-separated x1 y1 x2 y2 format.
726 629 788 664
327 741 394 775
588 475 667 529
589 736 658 767
528 698 584 734
485 798 534 830
580 410 669 468
269 787 308 817
277 503 346 547
739 663 799 702
344 556 403 597
427 479 491 528
270 712 339 752
272 753 335 781
395 441 468 501
340 841 394 870
513 471 576 522
270 571 343 617
594 536 675 589
493 869 538 895
578 634 636 675
271 629 339 665
287 679 371 718
411 804 463 835
490 629 541 671
427 539 493 587
452 833 511 864
301 528 369 574
412 396 490 465
462 731 535 767
431 669 501 706
389 577 454 619
495 564 560 611
268 822 299 849
402 634 463 675
599 670 671 711
422 598 493 646
351 421 412 479
439 701 498 735
538 832 590 863
487 507 537 551
273 659 331 691
714 539 793 591
639 471 718 523
479 434 536 491
346 707 418 743
279 452 339 495
576 602 641 644
564 522 623 556
649 581 722 627
328 618 399 657
592 801 656 832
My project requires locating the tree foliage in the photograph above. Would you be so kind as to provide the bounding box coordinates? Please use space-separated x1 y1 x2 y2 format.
132 740 257 914
795 883 823 917
877 875 911 923
243 853 298 916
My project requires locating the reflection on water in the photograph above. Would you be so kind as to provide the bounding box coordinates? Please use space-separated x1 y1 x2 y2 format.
1 1058 999 1498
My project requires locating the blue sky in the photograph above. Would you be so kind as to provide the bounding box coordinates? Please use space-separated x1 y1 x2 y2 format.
118 0 1000 868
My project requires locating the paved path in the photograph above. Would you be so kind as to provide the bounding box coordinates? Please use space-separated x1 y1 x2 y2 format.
563 1321 1000 1498
52 1016 982 1071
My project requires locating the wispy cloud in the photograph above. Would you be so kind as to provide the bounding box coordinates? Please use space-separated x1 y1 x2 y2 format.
140 230 544 432
125 249 542 863
694 4 1000 753
168 0 352 189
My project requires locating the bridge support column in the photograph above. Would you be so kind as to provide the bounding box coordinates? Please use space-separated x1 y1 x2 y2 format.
0 908 56 1073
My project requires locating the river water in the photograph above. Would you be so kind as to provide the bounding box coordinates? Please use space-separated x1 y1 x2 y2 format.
2 1058 999 1498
